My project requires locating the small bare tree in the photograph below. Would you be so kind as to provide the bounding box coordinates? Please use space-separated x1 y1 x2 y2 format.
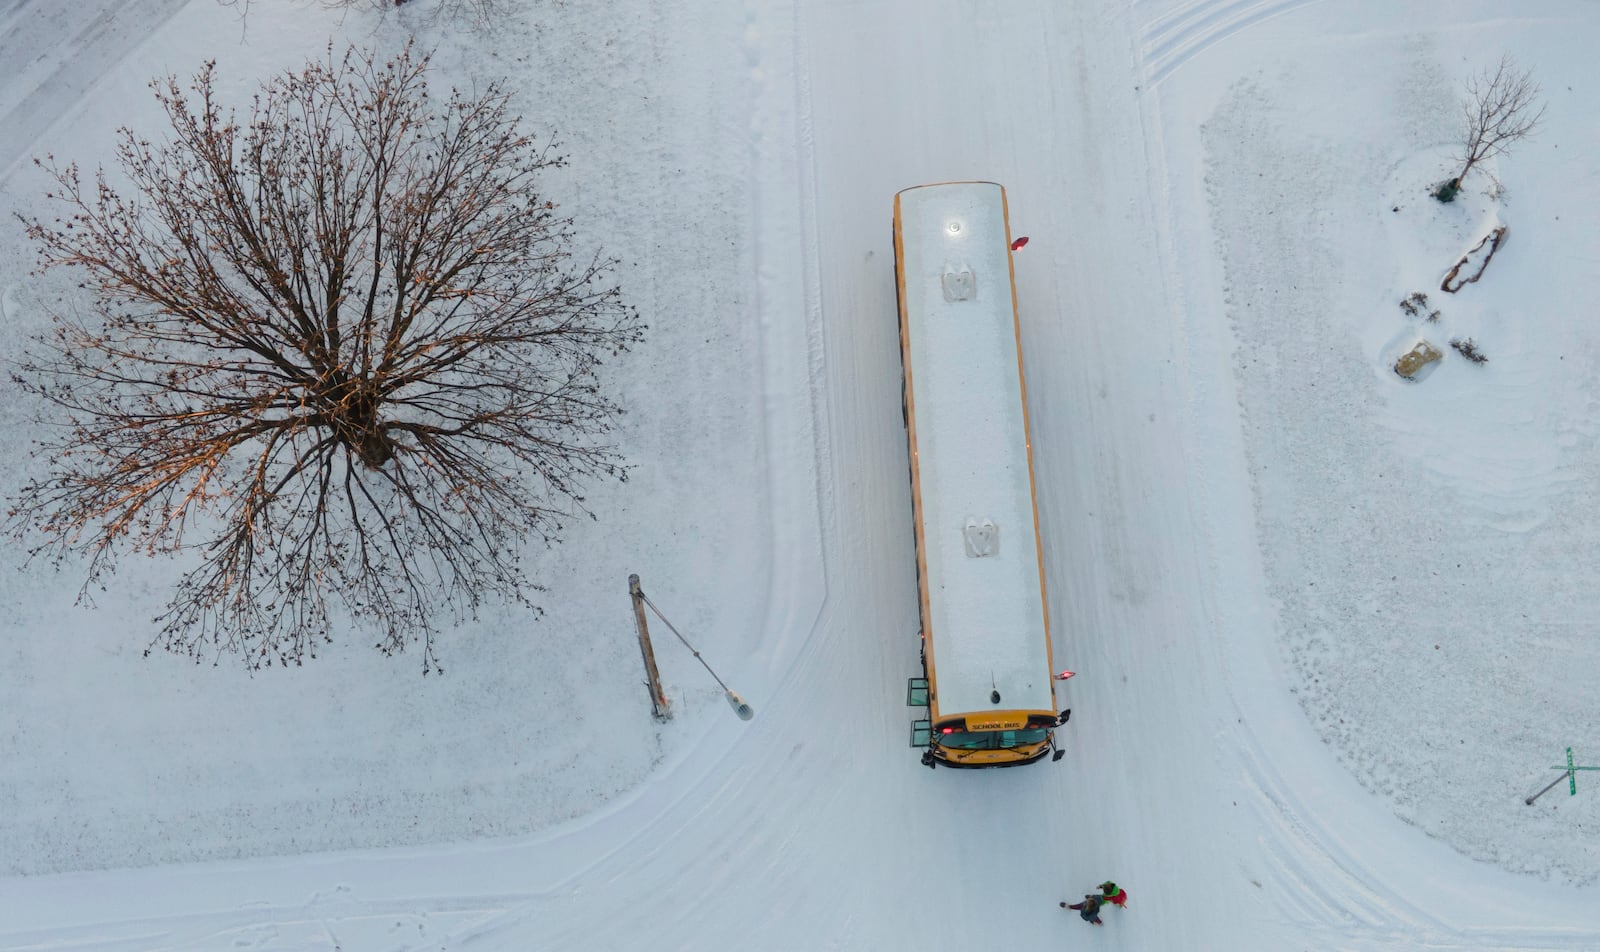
1449 56 1545 191
222 0 498 25
11 44 643 672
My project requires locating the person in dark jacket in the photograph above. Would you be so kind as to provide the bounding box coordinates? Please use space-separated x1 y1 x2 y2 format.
1061 893 1104 925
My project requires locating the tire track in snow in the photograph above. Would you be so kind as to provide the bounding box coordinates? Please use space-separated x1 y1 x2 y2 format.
1233 723 1600 949
427 5 840 945
0 893 525 952
1137 0 1323 88
1237 730 1447 937
744 0 833 686
0 0 189 179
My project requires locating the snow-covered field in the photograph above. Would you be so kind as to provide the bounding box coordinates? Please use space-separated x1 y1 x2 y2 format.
1 0 1597 948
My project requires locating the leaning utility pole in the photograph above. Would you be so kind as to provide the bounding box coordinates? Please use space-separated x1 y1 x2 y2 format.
628 575 755 721
629 574 671 719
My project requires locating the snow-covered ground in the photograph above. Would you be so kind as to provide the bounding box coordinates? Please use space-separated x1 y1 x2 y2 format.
1 0 1597 949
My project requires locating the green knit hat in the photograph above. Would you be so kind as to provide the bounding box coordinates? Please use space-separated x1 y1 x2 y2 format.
1100 881 1118 893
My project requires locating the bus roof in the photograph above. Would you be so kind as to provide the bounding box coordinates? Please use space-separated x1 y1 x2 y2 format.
895 182 1054 718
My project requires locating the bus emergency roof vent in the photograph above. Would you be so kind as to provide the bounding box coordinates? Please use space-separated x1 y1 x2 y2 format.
942 264 976 302
963 516 998 558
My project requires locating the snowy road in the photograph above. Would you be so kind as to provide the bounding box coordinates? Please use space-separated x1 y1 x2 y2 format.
460 1 1600 947
0 0 189 177
1 0 1598 949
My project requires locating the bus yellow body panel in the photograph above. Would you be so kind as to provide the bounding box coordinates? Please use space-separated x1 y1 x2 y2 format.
894 181 1059 768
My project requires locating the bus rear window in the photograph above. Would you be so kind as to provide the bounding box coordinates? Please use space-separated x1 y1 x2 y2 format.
937 728 1048 750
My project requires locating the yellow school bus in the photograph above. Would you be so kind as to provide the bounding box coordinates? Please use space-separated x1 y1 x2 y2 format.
894 182 1067 768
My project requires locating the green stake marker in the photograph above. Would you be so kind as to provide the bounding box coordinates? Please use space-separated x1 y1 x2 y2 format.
1547 748 1600 798
1530 748 1598 805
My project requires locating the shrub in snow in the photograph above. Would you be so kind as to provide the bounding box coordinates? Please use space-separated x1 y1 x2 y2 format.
1399 292 1442 323
1400 292 1429 317
1450 338 1489 364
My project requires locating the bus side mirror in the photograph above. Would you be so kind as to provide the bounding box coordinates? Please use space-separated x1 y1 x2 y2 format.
1052 749 1066 762
1056 708 1071 726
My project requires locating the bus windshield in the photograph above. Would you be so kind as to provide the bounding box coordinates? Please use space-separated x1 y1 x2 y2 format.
937 728 1049 751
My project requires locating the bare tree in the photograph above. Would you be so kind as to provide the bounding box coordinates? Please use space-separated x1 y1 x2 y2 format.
384 0 496 17
11 44 643 673
1450 55 1545 191
221 0 498 26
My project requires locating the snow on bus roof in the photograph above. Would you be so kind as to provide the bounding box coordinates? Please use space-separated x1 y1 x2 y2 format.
896 182 1053 719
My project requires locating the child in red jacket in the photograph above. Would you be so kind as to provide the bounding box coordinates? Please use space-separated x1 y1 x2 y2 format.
1099 881 1128 907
